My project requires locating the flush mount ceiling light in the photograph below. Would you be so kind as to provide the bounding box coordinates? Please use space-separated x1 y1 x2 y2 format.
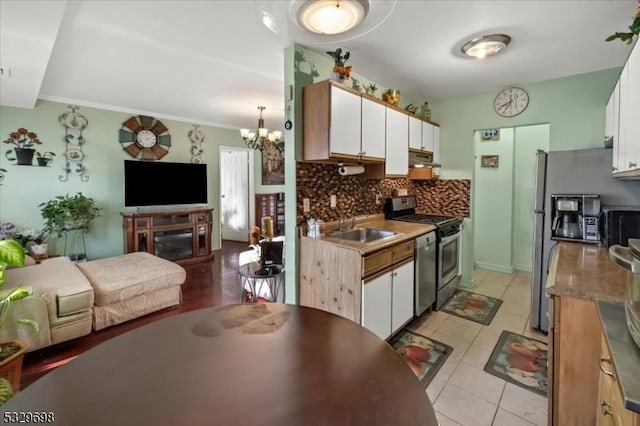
461 34 511 59
297 0 368 35
256 0 395 44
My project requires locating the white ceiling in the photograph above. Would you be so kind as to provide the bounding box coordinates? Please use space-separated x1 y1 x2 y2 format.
0 0 637 132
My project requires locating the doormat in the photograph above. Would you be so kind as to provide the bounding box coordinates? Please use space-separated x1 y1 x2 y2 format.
388 329 453 387
440 290 502 325
484 330 548 397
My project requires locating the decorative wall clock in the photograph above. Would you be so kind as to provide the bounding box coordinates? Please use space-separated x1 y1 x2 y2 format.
119 115 171 160
493 87 529 117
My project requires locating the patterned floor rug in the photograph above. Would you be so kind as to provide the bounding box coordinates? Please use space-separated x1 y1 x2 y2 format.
388 329 453 387
484 330 548 397
440 290 503 325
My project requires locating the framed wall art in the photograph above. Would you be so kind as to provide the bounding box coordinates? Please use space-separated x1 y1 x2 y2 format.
261 139 284 185
481 128 500 141
481 155 500 168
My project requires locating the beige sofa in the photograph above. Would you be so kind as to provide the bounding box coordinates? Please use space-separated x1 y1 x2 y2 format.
1 252 186 352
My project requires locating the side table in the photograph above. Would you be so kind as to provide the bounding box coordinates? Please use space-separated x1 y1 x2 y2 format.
239 262 283 303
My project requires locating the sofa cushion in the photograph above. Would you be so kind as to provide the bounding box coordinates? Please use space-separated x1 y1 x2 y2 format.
76 252 186 306
57 285 93 317
5 256 95 319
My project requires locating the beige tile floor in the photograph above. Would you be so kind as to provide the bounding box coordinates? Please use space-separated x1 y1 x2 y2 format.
410 268 549 426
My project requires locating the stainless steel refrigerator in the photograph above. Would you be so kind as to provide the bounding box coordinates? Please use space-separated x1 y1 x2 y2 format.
530 148 640 332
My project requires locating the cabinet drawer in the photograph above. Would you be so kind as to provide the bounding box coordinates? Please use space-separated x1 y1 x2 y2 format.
392 240 414 263
363 249 393 278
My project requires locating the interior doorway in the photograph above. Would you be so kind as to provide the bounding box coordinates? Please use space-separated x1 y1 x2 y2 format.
472 124 550 273
219 146 254 242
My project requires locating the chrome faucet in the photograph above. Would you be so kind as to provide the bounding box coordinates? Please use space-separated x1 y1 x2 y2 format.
339 216 356 231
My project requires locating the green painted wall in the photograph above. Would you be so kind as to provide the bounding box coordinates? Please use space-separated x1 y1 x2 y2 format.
432 67 620 285
512 124 550 272
0 100 245 258
473 128 515 272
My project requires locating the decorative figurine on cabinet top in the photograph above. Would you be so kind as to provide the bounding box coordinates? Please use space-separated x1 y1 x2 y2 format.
326 48 352 83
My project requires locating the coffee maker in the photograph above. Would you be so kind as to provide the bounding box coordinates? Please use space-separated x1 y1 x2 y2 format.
551 194 601 243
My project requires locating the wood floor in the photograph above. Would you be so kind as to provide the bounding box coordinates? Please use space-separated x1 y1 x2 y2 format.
20 240 248 389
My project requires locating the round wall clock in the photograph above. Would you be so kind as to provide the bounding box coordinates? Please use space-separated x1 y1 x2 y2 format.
493 87 529 117
119 115 171 160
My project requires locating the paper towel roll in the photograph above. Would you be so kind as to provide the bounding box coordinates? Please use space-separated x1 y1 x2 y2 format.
338 165 365 176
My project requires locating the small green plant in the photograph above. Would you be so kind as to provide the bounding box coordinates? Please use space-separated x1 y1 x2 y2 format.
366 83 378 96
36 151 55 166
39 193 101 237
606 7 640 44
0 239 38 405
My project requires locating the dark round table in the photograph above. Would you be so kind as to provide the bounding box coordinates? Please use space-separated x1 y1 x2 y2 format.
5 304 438 426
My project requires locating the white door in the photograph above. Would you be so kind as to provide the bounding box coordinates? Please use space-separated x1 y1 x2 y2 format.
219 147 252 242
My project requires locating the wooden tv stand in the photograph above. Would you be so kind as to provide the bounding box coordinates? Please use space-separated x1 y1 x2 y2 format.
121 208 214 265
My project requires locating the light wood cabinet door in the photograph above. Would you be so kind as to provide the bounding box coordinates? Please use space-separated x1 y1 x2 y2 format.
361 96 386 159
409 116 422 150
391 260 415 333
385 107 408 176
362 272 392 340
330 84 362 157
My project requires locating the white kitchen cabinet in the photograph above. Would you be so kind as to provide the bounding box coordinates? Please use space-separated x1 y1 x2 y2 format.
421 121 435 153
303 80 387 162
385 107 409 176
612 40 639 178
433 125 441 177
606 81 620 172
409 115 422 150
362 259 415 340
362 273 392 340
624 39 640 172
330 84 362 157
361 96 386 159
391 260 415 334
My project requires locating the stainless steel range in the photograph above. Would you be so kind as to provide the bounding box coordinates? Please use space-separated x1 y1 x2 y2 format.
385 196 462 311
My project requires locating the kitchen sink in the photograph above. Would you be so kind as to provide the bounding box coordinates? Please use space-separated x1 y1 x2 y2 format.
329 228 396 243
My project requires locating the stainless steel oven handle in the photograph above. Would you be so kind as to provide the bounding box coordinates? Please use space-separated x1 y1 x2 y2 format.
440 232 460 245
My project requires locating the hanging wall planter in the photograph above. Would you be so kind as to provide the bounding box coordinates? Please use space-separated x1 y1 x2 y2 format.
13 148 36 166
3 128 43 166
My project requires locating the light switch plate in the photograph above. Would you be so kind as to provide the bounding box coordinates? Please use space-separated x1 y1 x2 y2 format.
330 195 337 208
303 198 310 213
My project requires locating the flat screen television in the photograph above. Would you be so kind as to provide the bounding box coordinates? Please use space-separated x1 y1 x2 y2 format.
124 160 207 207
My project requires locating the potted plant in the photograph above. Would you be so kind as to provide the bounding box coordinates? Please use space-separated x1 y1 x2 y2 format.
0 239 38 404
36 151 56 167
3 128 43 166
39 193 101 238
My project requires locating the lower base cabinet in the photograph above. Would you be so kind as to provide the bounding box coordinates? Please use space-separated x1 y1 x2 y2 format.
362 260 414 340
597 334 640 426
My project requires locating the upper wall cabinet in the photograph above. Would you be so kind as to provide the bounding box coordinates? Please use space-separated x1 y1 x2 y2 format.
303 80 385 163
610 41 639 179
385 107 409 176
361 96 386 159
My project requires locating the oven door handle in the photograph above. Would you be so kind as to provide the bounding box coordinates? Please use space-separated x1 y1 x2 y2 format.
440 232 460 245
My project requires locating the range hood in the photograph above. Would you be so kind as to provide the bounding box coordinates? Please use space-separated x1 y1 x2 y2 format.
409 150 441 168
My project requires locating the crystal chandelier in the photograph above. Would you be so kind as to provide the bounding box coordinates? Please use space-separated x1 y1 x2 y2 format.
240 106 282 151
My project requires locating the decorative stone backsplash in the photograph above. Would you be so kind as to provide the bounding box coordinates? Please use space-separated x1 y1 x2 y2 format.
296 163 470 224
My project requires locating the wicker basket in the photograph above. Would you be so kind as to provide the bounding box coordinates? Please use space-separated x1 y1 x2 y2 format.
0 340 27 393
